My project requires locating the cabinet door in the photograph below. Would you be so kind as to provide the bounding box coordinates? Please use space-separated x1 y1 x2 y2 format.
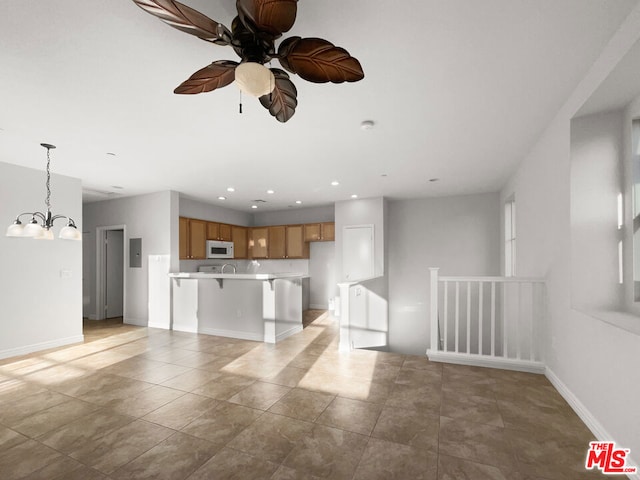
321 222 335 241
304 223 321 242
219 223 232 241
269 226 286 259
232 226 248 259
206 222 219 240
179 217 189 259
250 227 269 259
286 225 308 258
189 219 207 259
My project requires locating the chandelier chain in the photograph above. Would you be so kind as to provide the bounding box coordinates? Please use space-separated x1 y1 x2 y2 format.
45 147 51 212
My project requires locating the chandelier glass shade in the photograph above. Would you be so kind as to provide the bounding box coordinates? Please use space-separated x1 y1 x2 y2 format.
6 143 81 241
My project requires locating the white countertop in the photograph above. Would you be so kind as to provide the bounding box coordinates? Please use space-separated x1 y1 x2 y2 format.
169 272 307 280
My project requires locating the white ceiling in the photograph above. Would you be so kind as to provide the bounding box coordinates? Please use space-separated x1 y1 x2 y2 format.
0 0 637 211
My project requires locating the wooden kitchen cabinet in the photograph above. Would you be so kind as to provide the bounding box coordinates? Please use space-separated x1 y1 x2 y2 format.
232 226 248 259
321 222 335 241
249 227 269 259
179 217 207 259
179 217 189 259
269 226 286 259
286 225 309 258
304 222 335 242
266 225 309 259
207 222 232 241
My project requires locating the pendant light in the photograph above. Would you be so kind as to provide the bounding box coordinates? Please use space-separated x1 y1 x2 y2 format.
6 143 81 241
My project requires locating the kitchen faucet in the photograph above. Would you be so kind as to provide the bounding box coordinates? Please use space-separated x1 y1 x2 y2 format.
221 263 236 274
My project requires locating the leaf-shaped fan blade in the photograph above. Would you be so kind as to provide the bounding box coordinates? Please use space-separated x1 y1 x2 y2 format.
236 0 297 36
174 60 238 94
132 0 232 45
278 37 364 84
259 69 297 123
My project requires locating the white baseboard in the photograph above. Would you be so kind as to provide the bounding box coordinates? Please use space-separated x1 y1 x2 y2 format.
198 327 263 342
148 322 170 330
309 304 328 310
124 317 147 327
0 335 85 361
88 314 98 320
426 350 545 374
545 368 639 480
276 325 303 342
172 323 198 334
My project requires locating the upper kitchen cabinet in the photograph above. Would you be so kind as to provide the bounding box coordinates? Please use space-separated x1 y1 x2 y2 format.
207 222 232 241
286 225 309 258
249 227 269 259
304 222 335 242
180 217 207 260
268 226 286 259
270 225 309 259
232 226 248 259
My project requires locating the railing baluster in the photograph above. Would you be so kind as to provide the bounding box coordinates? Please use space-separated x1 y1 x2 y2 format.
516 282 522 360
429 268 439 354
530 282 537 361
478 282 483 355
427 269 545 371
490 282 496 357
503 282 508 359
466 281 471 354
455 282 460 353
443 281 448 352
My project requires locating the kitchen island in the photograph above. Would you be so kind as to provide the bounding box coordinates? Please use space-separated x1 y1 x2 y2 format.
169 272 304 343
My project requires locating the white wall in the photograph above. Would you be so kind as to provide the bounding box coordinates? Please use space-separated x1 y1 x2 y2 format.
179 195 253 225
309 242 336 309
387 193 501 355
335 197 387 284
570 111 624 312
83 191 175 325
252 205 334 226
335 197 390 350
501 7 640 465
0 161 83 358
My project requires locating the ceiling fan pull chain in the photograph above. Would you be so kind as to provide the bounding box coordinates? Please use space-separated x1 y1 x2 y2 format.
239 90 243 114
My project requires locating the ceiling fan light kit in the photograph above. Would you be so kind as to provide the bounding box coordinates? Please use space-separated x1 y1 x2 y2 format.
132 0 364 122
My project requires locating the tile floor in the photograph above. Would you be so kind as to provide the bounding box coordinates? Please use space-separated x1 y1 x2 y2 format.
0 313 607 480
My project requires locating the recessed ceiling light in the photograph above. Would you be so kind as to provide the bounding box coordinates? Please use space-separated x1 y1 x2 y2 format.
227 187 235 192
429 178 440 182
331 181 340 186
218 196 226 200
351 194 358 199
360 120 375 130
295 200 302 204
266 189 275 194
251 205 258 209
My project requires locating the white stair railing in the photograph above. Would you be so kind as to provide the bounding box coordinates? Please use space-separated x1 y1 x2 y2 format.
427 267 546 373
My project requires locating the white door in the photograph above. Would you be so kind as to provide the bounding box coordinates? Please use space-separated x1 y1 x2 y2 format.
105 230 124 318
343 225 374 281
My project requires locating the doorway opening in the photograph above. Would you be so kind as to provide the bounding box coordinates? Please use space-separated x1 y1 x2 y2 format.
96 225 126 321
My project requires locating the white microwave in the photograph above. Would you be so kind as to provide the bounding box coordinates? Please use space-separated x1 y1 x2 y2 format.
206 240 234 259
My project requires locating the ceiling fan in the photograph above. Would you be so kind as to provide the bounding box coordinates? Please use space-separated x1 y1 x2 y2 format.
132 0 365 122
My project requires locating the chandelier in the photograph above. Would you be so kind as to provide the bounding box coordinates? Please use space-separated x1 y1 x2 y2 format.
6 143 81 241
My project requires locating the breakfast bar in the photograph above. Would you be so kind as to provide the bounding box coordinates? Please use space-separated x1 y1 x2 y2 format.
169 272 304 343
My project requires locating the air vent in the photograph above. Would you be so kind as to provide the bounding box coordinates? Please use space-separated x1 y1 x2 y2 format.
251 199 267 203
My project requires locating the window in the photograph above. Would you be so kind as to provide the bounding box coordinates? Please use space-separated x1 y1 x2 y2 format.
505 197 516 277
